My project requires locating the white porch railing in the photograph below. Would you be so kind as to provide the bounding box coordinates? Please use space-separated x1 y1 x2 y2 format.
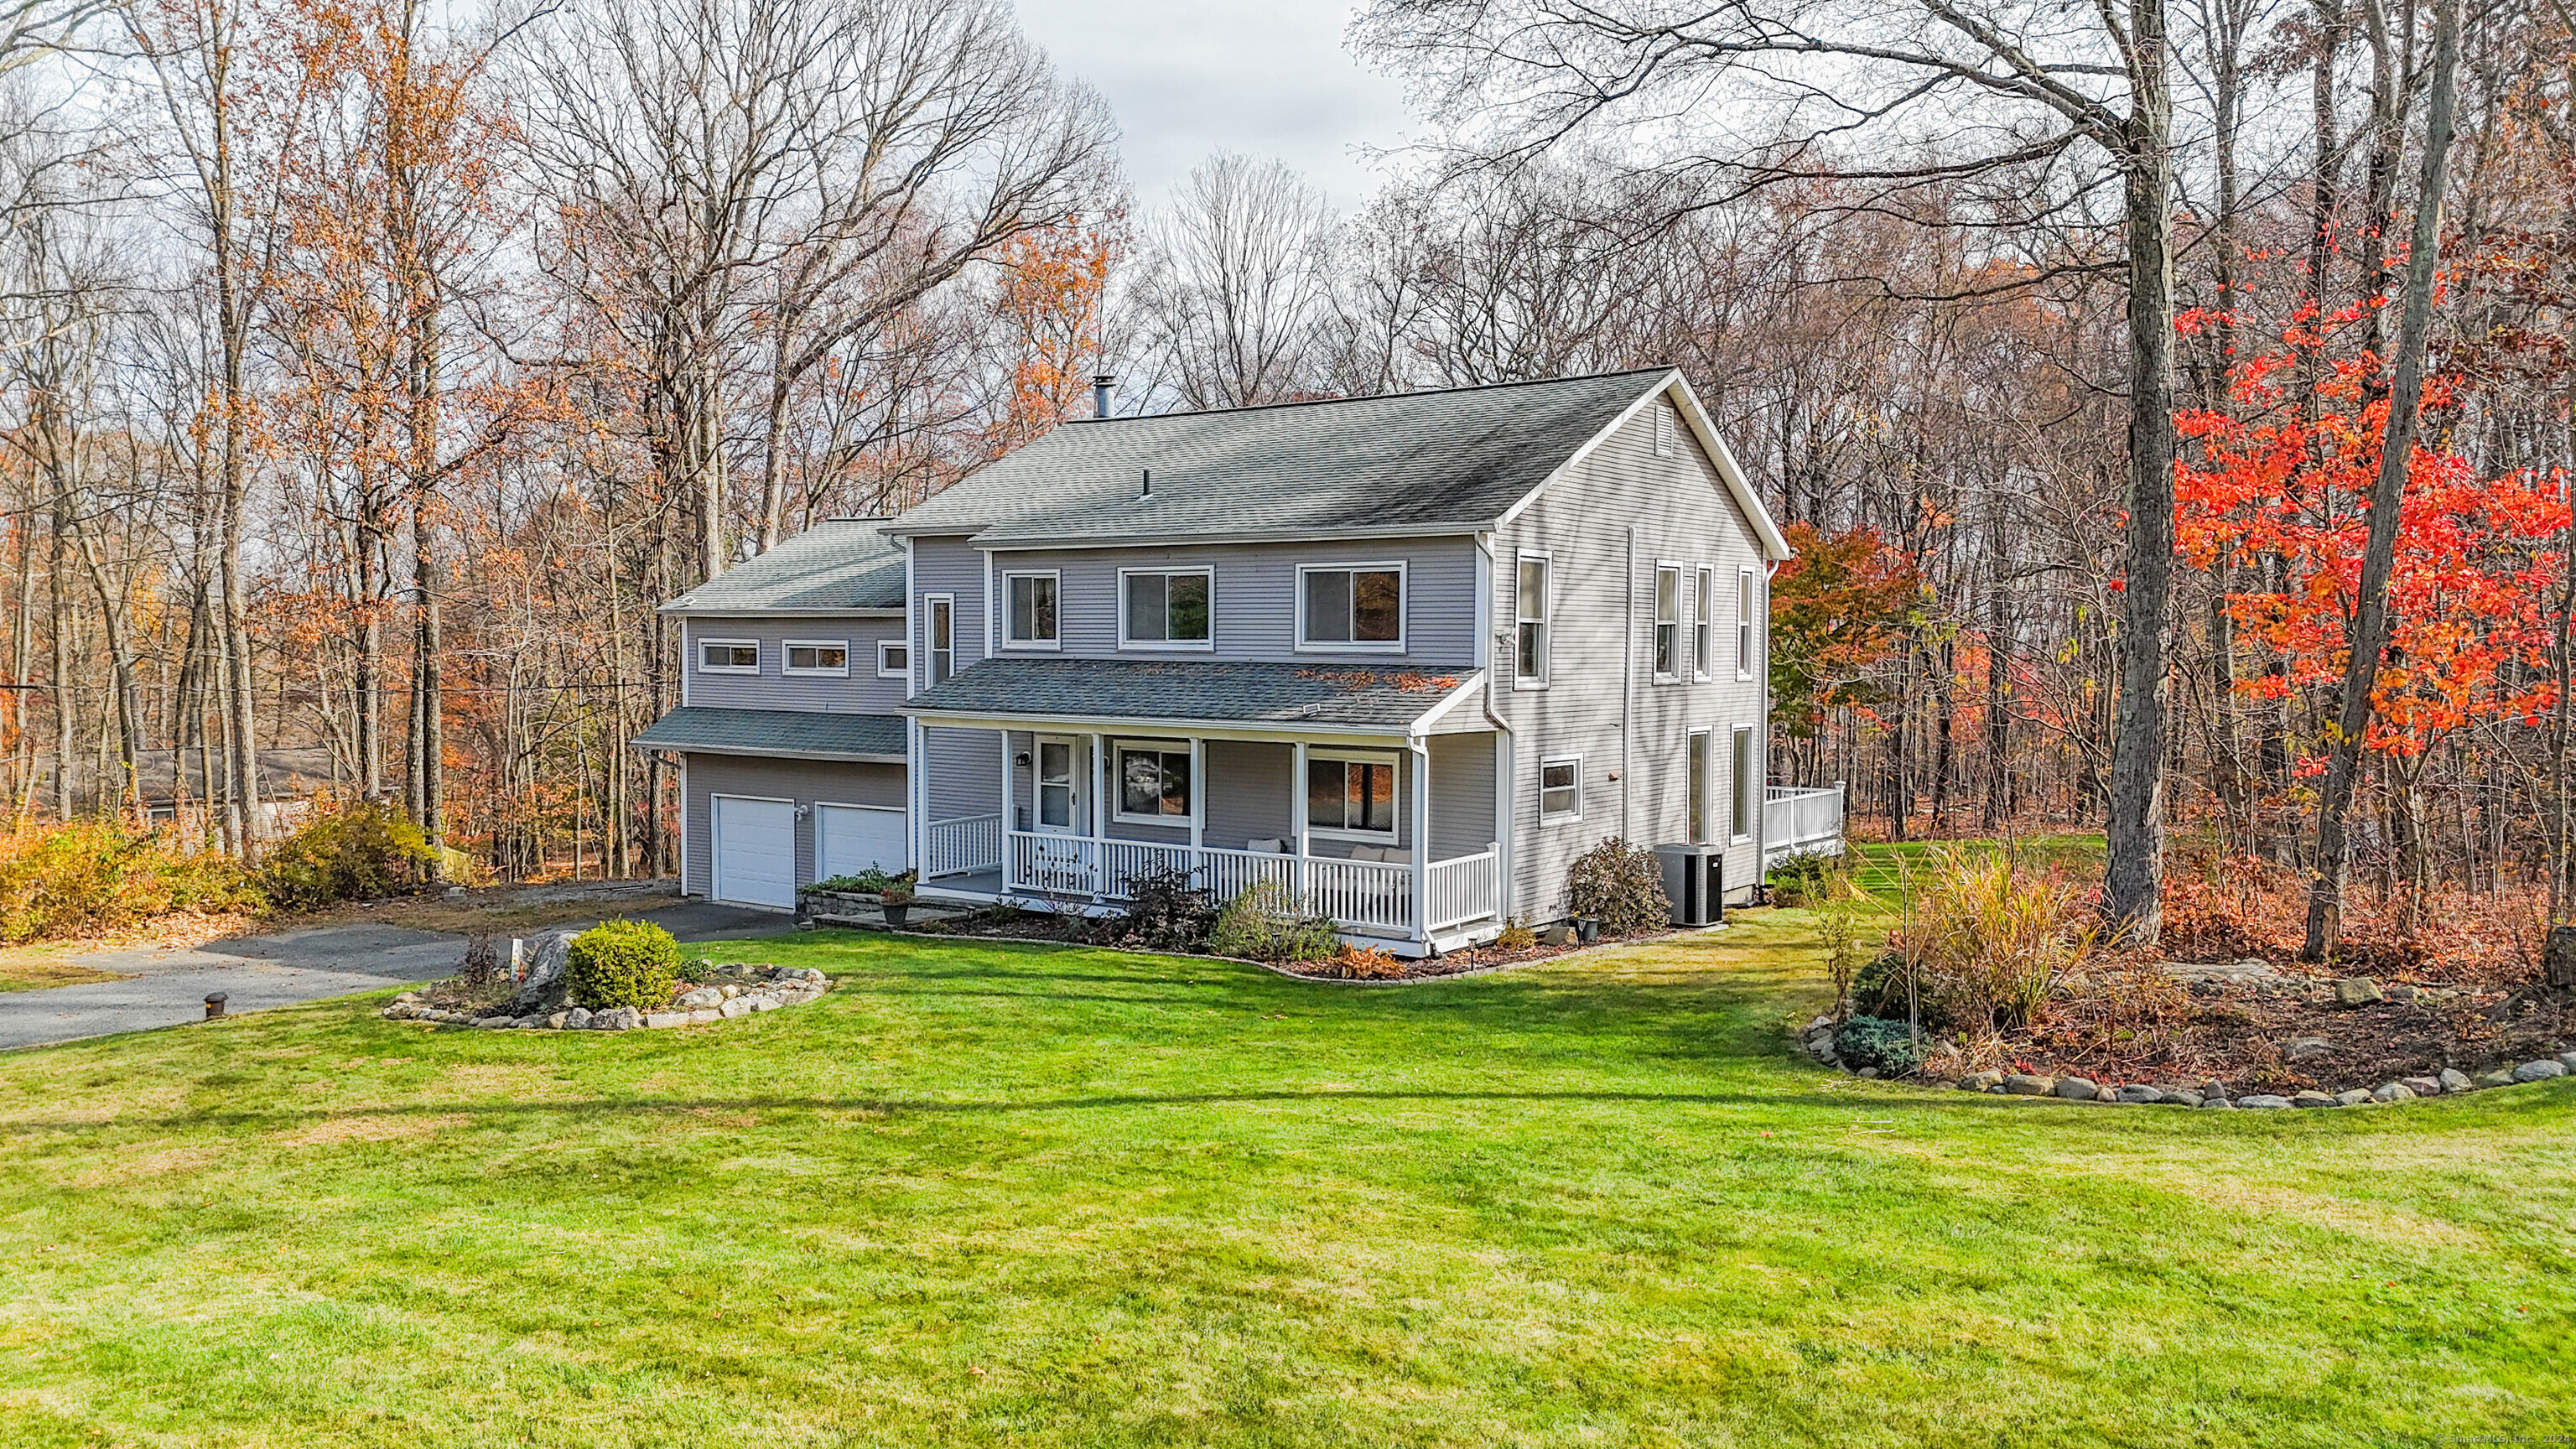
1763 784 1846 869
1000 829 1496 939
926 813 1003 878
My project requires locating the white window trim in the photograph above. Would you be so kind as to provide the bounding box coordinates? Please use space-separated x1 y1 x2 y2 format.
924 594 955 687
1306 748 1402 841
1296 560 1408 653
1737 567 1758 681
782 638 851 678
876 640 909 678
1539 754 1582 823
1651 562 1683 684
697 637 759 675
1001 569 1062 651
1116 566 1216 652
1731 724 1757 841
1693 565 1715 682
1687 727 1712 844
1110 737 1196 823
1514 548 1550 691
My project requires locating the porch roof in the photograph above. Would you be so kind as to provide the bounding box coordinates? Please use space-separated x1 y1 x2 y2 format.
632 706 906 762
904 657 1481 734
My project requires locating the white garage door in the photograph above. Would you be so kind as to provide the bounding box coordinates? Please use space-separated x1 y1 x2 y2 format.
712 796 797 908
817 803 907 881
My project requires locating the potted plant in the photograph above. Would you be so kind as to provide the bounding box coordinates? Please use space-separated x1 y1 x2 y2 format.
880 880 915 929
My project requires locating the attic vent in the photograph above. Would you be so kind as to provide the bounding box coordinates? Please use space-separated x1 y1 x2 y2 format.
1654 404 1677 457
1138 468 1152 501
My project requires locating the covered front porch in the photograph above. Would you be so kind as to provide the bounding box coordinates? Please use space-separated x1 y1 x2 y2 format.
913 723 1504 954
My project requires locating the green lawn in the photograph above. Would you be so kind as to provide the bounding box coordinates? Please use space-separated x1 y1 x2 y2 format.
2 912 2569 1447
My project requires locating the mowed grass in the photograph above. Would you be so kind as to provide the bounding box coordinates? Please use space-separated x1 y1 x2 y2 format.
1 913 2570 1448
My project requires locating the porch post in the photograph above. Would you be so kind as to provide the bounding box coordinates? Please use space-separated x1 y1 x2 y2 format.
1291 740 1309 903
999 729 1015 891
1092 733 1109 895
1188 738 1205 858
1410 736 1431 945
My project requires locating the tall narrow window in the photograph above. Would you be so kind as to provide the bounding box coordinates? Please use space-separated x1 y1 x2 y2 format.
927 596 953 685
1731 726 1755 839
1515 553 1549 686
1301 564 1404 648
1121 569 1212 647
1005 572 1059 647
1653 565 1680 680
1307 755 1397 836
1693 566 1713 680
1687 730 1710 844
1736 569 1756 679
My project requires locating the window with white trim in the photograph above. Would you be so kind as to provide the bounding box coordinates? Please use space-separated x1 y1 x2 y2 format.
783 640 849 676
1114 741 1192 821
1736 568 1757 679
1731 726 1755 839
1300 564 1404 649
926 595 954 685
1004 571 1059 648
1652 565 1680 681
1120 569 1212 648
1540 756 1581 822
877 641 908 678
1687 729 1711 844
698 638 758 673
1693 566 1714 681
1514 553 1549 687
1306 752 1397 837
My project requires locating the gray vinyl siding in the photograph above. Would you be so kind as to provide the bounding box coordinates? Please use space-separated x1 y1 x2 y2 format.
910 535 988 691
683 752 906 897
922 725 1003 822
683 617 909 714
978 538 1480 665
1428 731 1498 861
1203 740 1292 847
1493 388 1769 917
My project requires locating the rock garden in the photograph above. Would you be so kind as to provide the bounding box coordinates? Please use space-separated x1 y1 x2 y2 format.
1792 843 2576 1109
382 919 829 1030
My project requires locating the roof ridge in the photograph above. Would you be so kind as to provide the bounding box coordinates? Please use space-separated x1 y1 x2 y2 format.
1069 366 1675 426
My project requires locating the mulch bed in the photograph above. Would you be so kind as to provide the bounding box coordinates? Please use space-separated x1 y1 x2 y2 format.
902 907 1668 981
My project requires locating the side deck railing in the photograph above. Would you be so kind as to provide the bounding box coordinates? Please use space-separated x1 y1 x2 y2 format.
925 813 1002 879
1763 784 1846 870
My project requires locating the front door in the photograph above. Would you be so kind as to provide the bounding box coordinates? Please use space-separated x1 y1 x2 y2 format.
1035 736 1083 834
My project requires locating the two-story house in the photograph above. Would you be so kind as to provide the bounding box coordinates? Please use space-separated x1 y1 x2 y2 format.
639 367 1822 955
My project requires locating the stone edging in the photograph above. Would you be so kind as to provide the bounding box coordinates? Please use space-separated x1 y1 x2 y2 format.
1796 1015 2576 1108
381 963 831 1031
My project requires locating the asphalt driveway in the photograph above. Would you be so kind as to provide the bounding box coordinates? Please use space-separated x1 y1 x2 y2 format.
0 901 794 1052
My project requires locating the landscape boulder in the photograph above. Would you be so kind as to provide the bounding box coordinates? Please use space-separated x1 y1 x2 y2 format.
2333 1088 2374 1107
2237 1094 2293 1109
2290 1090 2338 1108
2113 1084 2164 1104
2002 1073 2053 1096
2439 1068 2475 1093
2054 1077 2100 1101
2284 1038 2334 1062
2511 1059 2567 1083
2399 1076 2442 1097
2333 978 2386 1007
2371 1083 2416 1103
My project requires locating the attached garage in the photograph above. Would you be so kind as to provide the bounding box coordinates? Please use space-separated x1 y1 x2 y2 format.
817 802 906 882
711 795 797 908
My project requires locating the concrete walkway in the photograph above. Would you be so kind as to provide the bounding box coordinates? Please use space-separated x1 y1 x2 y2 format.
0 901 794 1052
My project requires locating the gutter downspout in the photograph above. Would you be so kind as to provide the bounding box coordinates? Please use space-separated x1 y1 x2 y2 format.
1623 525 1638 841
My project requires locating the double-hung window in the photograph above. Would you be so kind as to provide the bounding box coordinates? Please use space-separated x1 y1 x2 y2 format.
1731 726 1755 839
1736 569 1757 679
1300 564 1404 650
1514 553 1549 687
1306 753 1396 837
1005 571 1059 649
1540 757 1581 822
1121 569 1212 648
698 638 758 673
925 595 954 685
1652 565 1680 681
1115 741 1192 821
1687 730 1711 843
783 641 849 676
1693 566 1714 681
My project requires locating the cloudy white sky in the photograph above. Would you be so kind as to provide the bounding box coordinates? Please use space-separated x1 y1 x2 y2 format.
1012 0 1420 211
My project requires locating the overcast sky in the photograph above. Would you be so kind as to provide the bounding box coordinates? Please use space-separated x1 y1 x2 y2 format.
1011 0 1419 212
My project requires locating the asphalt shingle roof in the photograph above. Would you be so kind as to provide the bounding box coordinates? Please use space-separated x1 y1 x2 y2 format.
889 370 1671 545
632 707 906 761
905 657 1478 731
662 519 906 614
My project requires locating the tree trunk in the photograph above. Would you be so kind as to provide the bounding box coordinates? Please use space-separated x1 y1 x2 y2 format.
2301 0 2459 963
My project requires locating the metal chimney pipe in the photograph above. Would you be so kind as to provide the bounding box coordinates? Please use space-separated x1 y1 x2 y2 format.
1092 373 1116 418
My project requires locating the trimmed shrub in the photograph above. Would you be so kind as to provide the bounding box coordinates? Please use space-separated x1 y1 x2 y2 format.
1565 837 1670 938
0 822 260 944
258 801 435 911
1209 880 1338 963
565 919 681 1011
1833 1015 1922 1076
1114 865 1218 952
1851 950 1911 1018
1769 849 1836 906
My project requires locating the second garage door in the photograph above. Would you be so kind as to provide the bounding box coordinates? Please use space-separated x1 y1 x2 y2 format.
817 803 907 881
712 796 797 908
